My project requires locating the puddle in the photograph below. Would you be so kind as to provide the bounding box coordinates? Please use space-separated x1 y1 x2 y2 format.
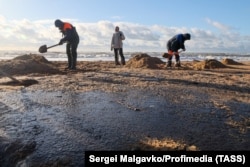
0 89 249 166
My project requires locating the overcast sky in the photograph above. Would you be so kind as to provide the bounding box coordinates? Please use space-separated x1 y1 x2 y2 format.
0 0 250 53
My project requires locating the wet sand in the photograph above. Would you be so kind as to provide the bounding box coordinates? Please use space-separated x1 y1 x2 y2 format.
0 60 250 166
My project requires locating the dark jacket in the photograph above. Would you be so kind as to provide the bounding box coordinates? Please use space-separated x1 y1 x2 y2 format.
167 34 187 52
60 22 79 44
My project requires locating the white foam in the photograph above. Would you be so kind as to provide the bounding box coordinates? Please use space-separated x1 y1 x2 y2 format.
0 50 250 62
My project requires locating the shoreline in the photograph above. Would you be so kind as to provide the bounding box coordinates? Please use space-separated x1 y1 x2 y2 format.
1 50 250 62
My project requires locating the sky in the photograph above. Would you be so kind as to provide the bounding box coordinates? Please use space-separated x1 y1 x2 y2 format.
0 0 250 53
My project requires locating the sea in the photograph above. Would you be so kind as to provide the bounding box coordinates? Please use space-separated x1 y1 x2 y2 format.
0 50 250 62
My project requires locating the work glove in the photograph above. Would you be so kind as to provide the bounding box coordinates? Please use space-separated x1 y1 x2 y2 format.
58 39 64 45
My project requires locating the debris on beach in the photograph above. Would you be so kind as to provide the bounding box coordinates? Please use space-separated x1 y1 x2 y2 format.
125 53 165 69
136 137 199 151
193 59 227 70
221 58 244 65
0 54 61 76
116 99 141 111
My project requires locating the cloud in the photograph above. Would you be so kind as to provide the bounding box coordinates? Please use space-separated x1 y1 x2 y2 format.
206 18 232 32
0 15 249 53
111 16 123 20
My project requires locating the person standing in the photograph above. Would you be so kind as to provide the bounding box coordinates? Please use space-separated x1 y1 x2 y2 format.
166 33 191 67
111 26 126 65
55 19 79 70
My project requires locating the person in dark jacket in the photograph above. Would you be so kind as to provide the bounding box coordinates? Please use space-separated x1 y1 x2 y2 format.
166 33 191 67
55 19 79 70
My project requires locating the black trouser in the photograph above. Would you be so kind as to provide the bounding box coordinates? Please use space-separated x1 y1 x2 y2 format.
168 54 180 62
167 54 180 67
66 42 78 69
114 48 125 65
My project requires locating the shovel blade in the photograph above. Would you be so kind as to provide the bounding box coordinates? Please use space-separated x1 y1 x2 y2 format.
39 45 47 53
162 53 171 58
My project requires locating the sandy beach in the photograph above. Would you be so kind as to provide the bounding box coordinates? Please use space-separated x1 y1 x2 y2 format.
0 54 249 166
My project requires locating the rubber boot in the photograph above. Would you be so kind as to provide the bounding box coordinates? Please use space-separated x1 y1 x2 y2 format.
119 49 126 65
66 44 71 70
121 57 126 65
115 55 120 65
175 61 181 67
71 56 77 70
175 54 181 67
167 61 172 67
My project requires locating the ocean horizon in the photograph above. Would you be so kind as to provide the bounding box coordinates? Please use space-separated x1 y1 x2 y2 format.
0 50 250 62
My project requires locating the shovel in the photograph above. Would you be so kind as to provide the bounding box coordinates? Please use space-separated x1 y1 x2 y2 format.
0 69 21 83
0 69 38 87
38 44 59 53
162 50 184 58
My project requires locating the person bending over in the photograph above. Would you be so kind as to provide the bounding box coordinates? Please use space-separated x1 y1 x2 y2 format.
55 19 79 70
166 33 191 67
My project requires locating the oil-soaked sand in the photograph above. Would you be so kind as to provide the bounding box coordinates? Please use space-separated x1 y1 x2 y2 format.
0 60 250 166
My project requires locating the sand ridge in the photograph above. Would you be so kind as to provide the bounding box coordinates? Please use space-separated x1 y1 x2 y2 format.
0 54 247 76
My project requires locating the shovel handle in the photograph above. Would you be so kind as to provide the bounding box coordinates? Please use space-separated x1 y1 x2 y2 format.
0 70 20 83
47 44 60 49
172 50 184 55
